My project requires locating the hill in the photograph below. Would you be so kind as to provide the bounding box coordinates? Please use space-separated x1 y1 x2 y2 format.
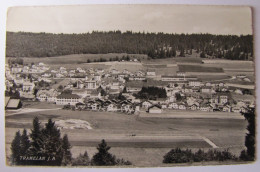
6 31 253 61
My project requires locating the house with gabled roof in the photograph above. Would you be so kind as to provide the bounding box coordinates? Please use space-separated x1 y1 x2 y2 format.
168 102 178 109
142 100 153 109
160 103 168 109
148 104 162 113
107 103 118 112
190 104 199 111
75 102 86 110
223 105 232 112
178 103 187 110
199 103 212 112
37 89 59 102
232 106 241 113
91 102 100 111
121 104 133 113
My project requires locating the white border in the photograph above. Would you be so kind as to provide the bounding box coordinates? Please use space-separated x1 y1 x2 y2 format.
0 1 260 172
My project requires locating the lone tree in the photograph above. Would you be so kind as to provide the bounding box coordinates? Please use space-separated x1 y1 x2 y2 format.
91 139 117 166
240 107 255 161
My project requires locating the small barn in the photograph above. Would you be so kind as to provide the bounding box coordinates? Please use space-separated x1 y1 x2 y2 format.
5 97 22 110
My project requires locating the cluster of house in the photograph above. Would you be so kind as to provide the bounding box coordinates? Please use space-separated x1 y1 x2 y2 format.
5 62 254 114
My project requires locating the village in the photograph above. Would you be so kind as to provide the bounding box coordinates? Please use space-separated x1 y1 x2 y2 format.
5 59 255 115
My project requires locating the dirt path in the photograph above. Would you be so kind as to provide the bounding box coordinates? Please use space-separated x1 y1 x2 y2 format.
5 108 62 116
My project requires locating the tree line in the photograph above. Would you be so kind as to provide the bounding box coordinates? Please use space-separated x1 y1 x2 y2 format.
6 31 253 60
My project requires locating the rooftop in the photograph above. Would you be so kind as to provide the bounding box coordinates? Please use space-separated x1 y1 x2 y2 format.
57 93 80 99
6 99 20 108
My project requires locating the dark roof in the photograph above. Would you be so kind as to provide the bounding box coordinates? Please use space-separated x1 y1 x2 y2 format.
126 81 144 88
76 102 85 106
148 104 162 110
57 93 80 99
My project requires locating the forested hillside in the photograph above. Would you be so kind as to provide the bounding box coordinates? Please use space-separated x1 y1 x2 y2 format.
6 31 253 60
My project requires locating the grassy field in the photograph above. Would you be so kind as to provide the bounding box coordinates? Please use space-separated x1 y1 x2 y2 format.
202 59 254 69
108 62 144 73
69 146 246 167
141 58 176 65
178 64 224 73
12 53 148 65
139 110 244 119
5 105 247 166
48 63 111 71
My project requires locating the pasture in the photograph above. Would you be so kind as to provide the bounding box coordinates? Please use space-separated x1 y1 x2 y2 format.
178 64 224 73
14 53 148 65
5 106 247 166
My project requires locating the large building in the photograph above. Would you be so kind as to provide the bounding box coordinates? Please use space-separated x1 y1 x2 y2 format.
56 93 81 105
85 81 97 89
161 75 197 82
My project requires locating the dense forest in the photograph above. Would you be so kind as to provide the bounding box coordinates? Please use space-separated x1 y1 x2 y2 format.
6 31 253 60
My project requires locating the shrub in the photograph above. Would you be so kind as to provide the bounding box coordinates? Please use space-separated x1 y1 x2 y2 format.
163 148 193 163
72 151 90 166
163 148 237 164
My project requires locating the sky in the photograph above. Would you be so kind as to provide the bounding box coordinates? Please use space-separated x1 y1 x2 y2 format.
6 5 253 35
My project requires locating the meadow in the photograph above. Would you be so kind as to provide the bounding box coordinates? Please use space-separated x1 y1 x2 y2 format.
13 53 148 65
5 106 247 166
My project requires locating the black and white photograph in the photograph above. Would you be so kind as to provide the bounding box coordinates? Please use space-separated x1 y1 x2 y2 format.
2 3 257 168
